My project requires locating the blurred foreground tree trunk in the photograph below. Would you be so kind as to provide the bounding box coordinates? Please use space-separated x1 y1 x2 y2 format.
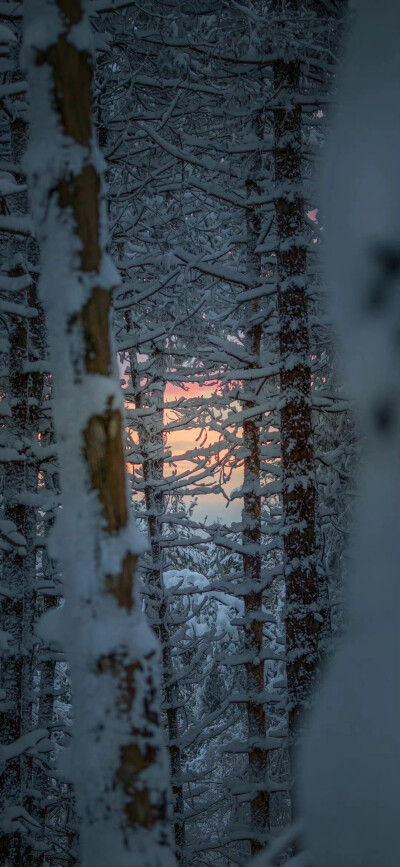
301 3 400 866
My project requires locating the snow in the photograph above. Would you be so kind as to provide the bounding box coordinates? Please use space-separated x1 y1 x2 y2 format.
163 568 243 641
0 519 27 549
0 805 42 836
0 81 27 98
249 821 304 867
0 214 33 236
0 177 27 196
23 8 63 55
0 729 51 768
0 629 13 652
299 3 400 866
0 23 17 44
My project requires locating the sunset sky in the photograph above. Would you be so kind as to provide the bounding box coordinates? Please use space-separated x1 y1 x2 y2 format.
164 380 242 525
122 366 243 525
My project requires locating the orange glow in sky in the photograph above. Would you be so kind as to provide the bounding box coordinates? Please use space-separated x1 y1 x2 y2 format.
126 378 243 524
164 381 242 523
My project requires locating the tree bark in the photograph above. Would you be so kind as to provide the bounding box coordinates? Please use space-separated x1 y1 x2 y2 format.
273 51 325 757
131 353 187 866
24 2 176 865
242 140 270 852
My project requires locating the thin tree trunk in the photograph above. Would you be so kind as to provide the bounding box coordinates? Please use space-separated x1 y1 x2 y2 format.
131 354 186 866
242 141 270 852
273 51 325 757
243 386 270 854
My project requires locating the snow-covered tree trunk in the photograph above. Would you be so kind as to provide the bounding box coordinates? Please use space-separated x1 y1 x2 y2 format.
301 2 400 865
273 48 325 756
23 2 176 865
242 159 270 853
131 351 187 865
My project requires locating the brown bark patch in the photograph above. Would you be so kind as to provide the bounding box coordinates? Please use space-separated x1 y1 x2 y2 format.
43 6 101 274
117 661 159 828
117 743 158 828
83 405 128 534
97 655 161 829
59 0 83 24
104 551 136 611
41 37 92 145
76 286 112 374
58 166 101 273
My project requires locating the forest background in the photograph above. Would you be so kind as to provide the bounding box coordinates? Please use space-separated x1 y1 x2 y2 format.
0 2 398 867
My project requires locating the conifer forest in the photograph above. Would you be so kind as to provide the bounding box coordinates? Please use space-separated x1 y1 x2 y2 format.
0 0 399 865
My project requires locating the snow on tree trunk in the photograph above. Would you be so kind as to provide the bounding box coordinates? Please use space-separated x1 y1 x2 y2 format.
242 156 270 853
300 2 400 865
273 49 325 756
23 2 176 865
131 352 187 866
